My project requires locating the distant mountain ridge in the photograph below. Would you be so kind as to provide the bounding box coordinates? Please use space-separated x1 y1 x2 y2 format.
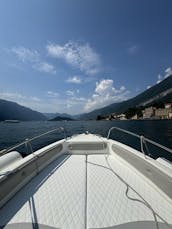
0 99 46 121
44 112 73 120
49 116 74 121
79 75 172 120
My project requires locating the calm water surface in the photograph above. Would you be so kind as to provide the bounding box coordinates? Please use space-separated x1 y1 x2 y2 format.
0 120 172 161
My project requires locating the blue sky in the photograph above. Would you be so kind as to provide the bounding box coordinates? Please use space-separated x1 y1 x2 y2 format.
0 0 172 114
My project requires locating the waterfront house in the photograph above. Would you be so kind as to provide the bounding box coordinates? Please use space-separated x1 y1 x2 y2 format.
142 107 156 119
155 108 172 119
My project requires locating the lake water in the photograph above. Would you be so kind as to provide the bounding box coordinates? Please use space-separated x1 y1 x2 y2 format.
0 120 172 161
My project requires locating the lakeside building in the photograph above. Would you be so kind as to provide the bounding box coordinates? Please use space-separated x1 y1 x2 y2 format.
131 114 139 120
118 114 126 120
155 108 172 119
97 103 172 120
142 107 156 119
96 113 126 120
165 103 172 109
142 103 172 120
104 113 127 120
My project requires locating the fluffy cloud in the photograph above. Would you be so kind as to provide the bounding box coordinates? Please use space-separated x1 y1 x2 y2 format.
84 79 129 112
47 41 101 75
66 76 82 84
95 79 114 94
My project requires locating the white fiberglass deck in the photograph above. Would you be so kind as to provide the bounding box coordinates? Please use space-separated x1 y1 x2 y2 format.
0 150 172 229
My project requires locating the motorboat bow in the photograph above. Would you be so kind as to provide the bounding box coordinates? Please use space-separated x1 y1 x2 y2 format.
0 127 172 229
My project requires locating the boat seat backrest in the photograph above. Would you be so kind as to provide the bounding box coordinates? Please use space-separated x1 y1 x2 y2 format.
0 151 23 171
0 143 63 209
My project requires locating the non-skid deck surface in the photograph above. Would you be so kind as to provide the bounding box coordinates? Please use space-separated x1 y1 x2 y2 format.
112 144 172 199
0 154 172 229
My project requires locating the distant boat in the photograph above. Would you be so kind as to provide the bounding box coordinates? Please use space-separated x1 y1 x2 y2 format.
4 120 20 123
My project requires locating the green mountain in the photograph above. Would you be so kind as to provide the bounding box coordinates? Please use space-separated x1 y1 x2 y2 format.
79 75 172 120
0 99 46 121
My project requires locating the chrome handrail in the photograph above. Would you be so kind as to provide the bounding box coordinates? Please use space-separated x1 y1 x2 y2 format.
107 126 140 139
0 127 66 156
107 126 172 157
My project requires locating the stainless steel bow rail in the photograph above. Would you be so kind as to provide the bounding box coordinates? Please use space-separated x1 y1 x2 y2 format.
0 127 66 156
107 126 172 157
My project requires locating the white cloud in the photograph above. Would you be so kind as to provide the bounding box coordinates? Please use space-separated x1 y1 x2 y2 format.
158 74 162 80
34 62 56 74
30 96 41 102
95 79 114 94
65 96 87 111
66 90 75 96
65 89 81 96
156 74 162 84
0 92 26 101
0 91 41 105
165 67 172 73
127 45 140 55
120 86 126 91
147 85 151 89
10 46 56 74
70 97 86 102
64 90 87 112
150 67 172 87
11 47 39 63
164 67 172 78
47 41 101 75
84 79 130 112
66 76 82 84
47 91 59 97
